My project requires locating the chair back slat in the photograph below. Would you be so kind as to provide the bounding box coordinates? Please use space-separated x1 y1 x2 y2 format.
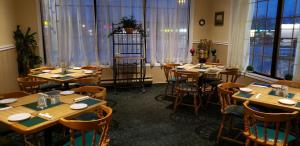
174 71 199 95
17 77 47 93
59 105 112 146
72 86 107 100
217 82 245 112
218 68 241 83
243 101 299 145
274 80 300 88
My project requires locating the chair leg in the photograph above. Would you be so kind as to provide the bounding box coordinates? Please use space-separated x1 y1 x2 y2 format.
173 96 179 113
193 95 199 115
217 114 226 144
245 138 250 146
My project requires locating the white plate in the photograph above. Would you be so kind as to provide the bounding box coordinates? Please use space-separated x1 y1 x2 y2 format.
42 70 52 73
51 74 62 78
278 98 297 105
70 103 88 110
271 84 282 88
240 88 253 93
0 98 17 104
60 90 75 95
84 70 93 74
8 113 31 122
73 67 81 70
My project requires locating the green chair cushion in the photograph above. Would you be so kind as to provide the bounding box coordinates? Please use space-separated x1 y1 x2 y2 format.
249 126 296 143
73 112 99 121
224 105 244 117
63 131 100 146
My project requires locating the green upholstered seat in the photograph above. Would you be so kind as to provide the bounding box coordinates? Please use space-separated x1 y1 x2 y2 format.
249 126 296 143
63 131 100 146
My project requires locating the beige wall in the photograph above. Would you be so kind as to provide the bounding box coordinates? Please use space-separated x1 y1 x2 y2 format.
0 0 40 93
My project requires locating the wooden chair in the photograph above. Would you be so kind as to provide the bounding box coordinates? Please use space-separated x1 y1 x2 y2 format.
173 71 200 115
274 80 300 88
243 101 299 146
72 86 107 100
162 64 180 97
59 105 112 146
0 91 29 99
72 66 102 86
217 82 246 144
17 77 48 94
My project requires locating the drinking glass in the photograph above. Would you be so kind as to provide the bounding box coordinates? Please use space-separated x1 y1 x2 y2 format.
37 94 48 110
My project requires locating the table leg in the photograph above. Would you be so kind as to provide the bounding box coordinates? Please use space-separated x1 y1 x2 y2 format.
44 128 53 146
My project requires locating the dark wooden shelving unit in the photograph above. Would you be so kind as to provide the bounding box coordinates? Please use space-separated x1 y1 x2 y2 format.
112 24 146 92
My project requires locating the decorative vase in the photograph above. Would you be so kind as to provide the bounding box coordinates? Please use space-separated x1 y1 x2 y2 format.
190 48 195 56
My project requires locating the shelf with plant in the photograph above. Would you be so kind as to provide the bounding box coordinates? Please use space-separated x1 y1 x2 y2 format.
109 16 146 37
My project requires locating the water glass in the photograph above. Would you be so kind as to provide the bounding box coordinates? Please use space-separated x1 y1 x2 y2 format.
282 86 289 98
37 93 48 110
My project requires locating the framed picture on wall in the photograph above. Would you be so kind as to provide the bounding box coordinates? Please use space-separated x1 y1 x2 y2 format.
215 11 224 26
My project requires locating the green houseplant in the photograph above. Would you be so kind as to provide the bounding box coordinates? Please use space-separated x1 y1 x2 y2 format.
14 25 42 76
246 65 254 72
284 74 293 80
109 16 145 37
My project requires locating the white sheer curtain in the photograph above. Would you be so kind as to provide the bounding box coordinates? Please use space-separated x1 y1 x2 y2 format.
227 0 252 70
97 0 144 65
41 0 98 66
146 0 190 65
293 30 300 81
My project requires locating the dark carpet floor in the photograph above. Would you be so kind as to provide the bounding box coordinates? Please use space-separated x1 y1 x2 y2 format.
107 84 243 146
0 84 244 146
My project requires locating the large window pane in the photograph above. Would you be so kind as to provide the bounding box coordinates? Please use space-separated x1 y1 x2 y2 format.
283 0 296 17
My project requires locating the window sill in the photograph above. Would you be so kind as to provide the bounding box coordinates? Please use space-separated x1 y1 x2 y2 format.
244 72 278 83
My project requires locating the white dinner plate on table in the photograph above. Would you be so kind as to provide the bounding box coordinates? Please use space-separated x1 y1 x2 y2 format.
240 88 253 93
8 113 31 122
271 84 282 88
0 98 17 104
73 67 81 70
83 70 93 74
70 103 88 110
278 98 297 105
51 74 62 78
42 70 52 73
60 90 75 95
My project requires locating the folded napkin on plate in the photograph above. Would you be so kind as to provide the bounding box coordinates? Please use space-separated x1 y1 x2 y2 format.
73 96 90 102
38 113 53 119
0 106 13 111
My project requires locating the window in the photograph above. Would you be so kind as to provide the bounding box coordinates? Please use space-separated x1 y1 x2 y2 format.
249 0 300 78
40 0 190 66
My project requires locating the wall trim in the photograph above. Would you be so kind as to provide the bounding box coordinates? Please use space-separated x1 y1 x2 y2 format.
192 40 228 46
0 44 15 52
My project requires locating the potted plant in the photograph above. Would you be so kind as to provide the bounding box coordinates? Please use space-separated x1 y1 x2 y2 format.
109 16 145 37
210 48 217 62
284 74 293 80
14 25 42 76
246 65 254 73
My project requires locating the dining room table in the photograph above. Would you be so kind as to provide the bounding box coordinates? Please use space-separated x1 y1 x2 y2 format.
29 67 97 89
0 91 106 146
232 82 300 111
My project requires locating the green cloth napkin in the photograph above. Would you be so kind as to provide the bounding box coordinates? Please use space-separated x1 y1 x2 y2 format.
236 92 254 98
59 76 74 81
19 117 47 127
79 98 101 106
23 100 63 111
296 102 300 108
268 91 295 99
0 104 8 108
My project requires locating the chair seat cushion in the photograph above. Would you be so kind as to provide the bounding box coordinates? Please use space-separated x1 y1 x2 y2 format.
72 112 99 121
224 105 244 117
249 126 296 143
63 131 100 146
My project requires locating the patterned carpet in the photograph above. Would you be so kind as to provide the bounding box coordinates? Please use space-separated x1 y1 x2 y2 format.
0 84 244 146
107 84 242 146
